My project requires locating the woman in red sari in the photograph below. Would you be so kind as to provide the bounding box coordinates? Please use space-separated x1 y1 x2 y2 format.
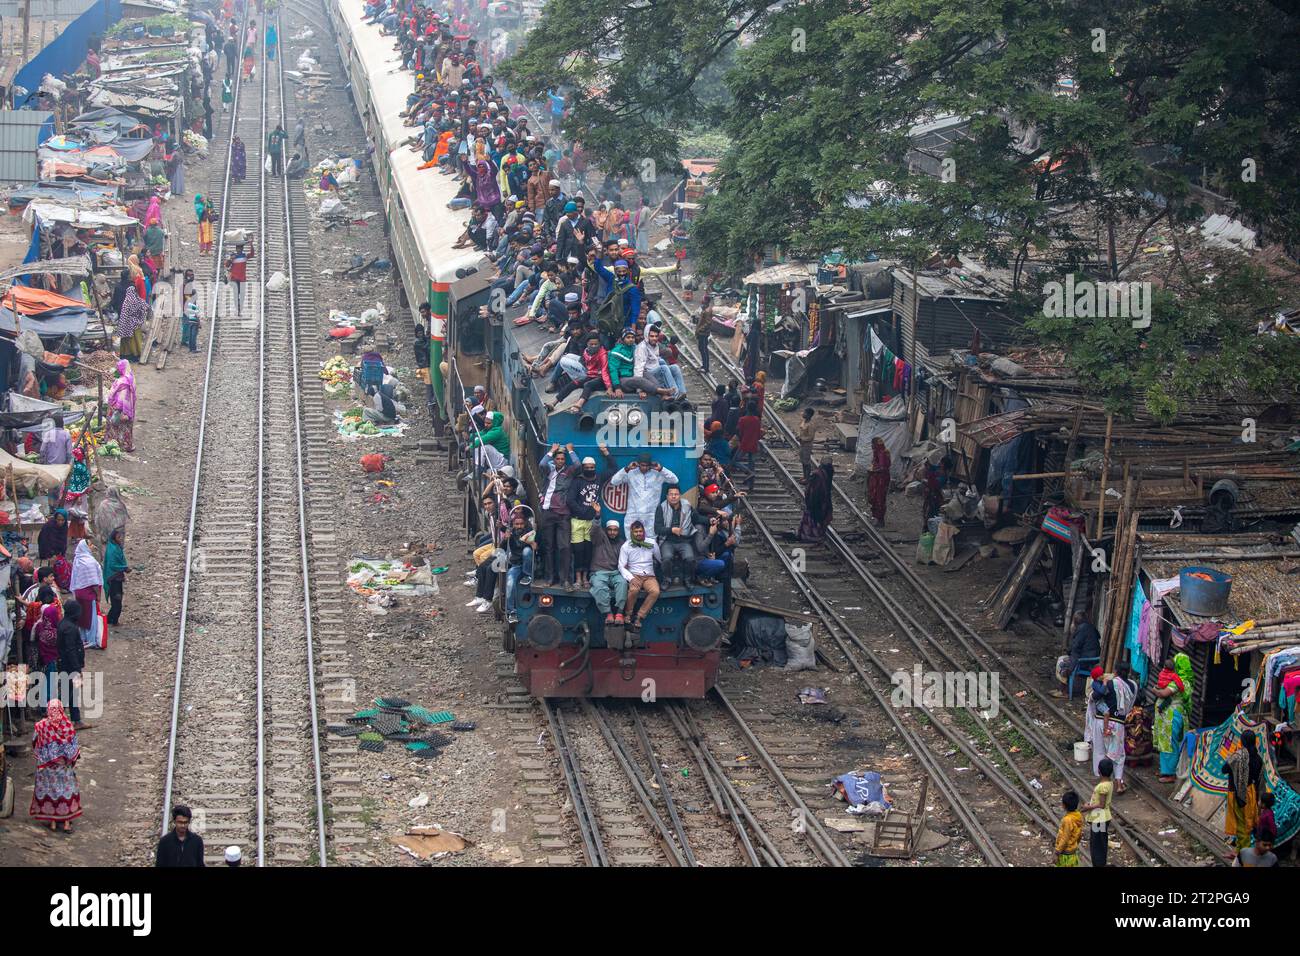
30 699 82 832
867 437 890 526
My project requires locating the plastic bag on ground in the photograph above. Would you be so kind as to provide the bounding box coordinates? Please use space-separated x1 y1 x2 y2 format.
916 532 935 564
335 164 359 185
319 196 343 216
265 271 288 292
783 622 816 672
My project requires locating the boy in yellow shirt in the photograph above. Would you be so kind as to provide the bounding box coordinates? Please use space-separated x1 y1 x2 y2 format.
1054 790 1083 866
1080 757 1115 867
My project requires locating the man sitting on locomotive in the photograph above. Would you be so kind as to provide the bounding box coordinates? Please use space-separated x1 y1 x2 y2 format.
654 486 700 589
589 519 628 626
553 333 612 412
618 520 661 635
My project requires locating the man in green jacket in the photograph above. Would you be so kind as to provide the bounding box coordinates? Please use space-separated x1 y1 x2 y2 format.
266 123 288 176
471 410 511 457
609 327 671 398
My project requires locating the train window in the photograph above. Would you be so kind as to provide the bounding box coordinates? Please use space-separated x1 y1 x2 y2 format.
455 293 488 356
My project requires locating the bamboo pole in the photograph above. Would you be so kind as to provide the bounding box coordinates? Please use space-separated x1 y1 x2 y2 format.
1095 412 1113 538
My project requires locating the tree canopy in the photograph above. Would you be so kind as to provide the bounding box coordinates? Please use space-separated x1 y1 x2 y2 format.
502 0 1300 418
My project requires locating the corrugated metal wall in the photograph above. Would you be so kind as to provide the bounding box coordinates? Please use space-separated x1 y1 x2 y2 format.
0 108 52 180
895 282 1020 360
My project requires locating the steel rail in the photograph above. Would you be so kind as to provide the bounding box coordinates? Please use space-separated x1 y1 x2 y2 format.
629 706 698 867
583 701 689 866
273 5 330 868
662 703 769 866
161 4 254 839
255 7 269 867
542 700 607 866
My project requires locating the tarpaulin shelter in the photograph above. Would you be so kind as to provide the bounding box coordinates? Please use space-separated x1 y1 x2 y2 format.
0 392 85 432
67 107 149 144
22 199 137 228
13 0 125 110
0 285 89 315
0 300 93 338
1189 709 1299 846
7 180 120 210
852 395 912 480
0 447 70 494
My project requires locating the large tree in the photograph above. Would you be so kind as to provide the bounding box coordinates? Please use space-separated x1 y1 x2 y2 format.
503 0 1300 418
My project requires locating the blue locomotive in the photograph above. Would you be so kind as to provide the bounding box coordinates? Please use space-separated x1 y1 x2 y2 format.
485 316 725 698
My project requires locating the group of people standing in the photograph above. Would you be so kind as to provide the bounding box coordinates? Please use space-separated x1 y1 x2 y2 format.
13 510 131 835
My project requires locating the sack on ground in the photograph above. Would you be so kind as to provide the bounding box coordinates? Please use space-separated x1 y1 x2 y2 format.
932 521 958 566
737 612 788 667
783 622 816 672
915 531 935 564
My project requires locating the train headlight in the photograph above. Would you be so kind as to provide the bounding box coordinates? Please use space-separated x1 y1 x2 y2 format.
689 595 703 607
605 409 622 426
683 614 722 651
626 409 643 427
526 614 563 650
539 594 554 608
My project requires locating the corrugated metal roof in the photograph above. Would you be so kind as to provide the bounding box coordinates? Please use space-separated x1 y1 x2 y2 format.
0 109 53 182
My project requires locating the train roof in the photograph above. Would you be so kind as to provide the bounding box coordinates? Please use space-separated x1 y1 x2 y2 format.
337 0 491 294
505 318 704 451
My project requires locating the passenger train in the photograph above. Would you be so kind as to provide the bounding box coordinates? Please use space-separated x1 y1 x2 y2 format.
326 0 724 697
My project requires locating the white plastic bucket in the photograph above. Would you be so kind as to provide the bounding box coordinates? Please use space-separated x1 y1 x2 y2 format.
1073 741 1091 763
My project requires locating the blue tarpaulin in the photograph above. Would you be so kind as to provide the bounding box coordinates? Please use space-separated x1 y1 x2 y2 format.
14 0 123 110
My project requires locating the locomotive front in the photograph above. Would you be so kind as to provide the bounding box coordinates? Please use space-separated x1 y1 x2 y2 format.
507 387 726 699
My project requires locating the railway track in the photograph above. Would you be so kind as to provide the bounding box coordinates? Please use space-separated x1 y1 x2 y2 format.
542 696 849 866
506 74 1209 867
159 7 360 866
646 272 1220 866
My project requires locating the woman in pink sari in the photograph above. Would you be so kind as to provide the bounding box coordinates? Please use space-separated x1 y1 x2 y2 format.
144 195 163 228
106 359 137 452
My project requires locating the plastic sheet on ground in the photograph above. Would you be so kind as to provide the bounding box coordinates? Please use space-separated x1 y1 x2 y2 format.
347 557 439 602
335 408 408 439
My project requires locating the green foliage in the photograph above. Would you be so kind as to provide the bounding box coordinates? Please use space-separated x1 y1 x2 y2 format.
499 0 772 179
1025 262 1300 422
505 0 1300 412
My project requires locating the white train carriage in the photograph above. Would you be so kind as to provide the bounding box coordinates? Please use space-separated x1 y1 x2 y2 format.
326 0 495 415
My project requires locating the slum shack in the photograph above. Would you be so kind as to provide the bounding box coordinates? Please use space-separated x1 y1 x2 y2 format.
737 262 815 387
